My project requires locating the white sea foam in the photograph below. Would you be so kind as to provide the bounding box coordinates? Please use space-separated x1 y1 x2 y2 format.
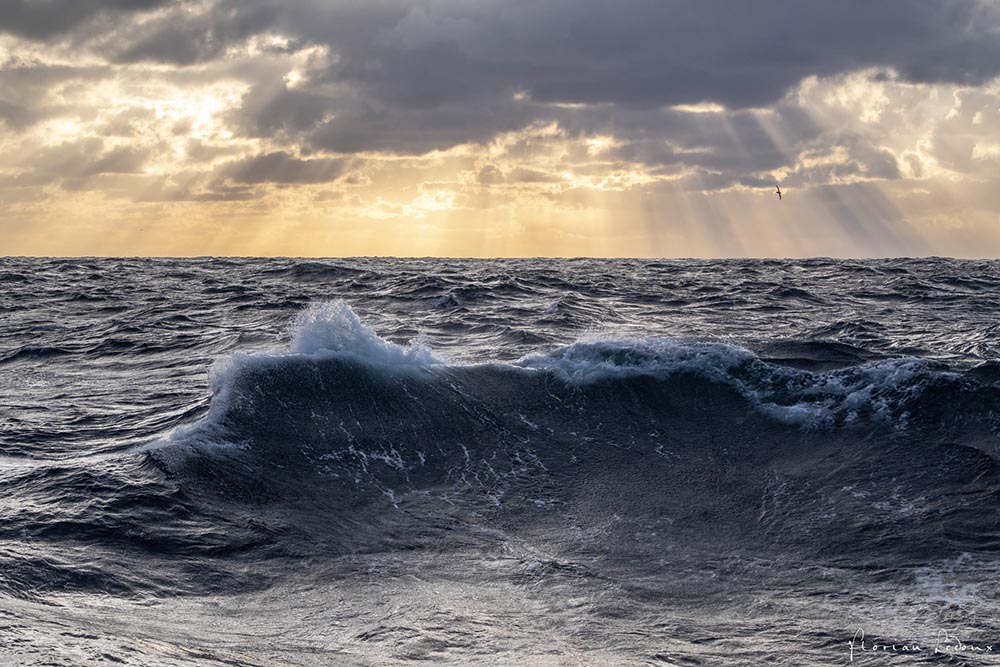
153 302 440 454
289 301 440 366
516 338 944 427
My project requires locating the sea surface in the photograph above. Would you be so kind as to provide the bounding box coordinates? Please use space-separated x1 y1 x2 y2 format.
2 257 1000 666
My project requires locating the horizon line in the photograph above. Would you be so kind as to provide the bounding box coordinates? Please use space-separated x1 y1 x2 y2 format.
3 254 1000 262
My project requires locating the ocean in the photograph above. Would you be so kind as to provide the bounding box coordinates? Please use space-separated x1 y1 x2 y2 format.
2 257 999 666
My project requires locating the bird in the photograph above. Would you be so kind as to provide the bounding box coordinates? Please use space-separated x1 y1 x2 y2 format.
776 186 782 201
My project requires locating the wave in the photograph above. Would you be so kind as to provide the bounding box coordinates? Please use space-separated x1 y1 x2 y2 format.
516 338 963 427
0 345 77 363
262 261 372 281
177 302 1000 448
140 302 999 572
162 302 1000 486
9 255 1000 662
6 297 1000 605
287 301 439 364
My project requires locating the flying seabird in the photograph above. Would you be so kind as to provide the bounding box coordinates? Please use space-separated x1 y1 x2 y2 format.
776 186 782 201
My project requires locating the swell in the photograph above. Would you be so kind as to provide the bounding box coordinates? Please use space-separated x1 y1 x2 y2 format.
5 300 1000 602
165 300 1000 466
0 455 280 600
156 304 1000 560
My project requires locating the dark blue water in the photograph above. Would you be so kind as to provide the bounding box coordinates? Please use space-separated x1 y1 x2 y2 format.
2 257 1000 665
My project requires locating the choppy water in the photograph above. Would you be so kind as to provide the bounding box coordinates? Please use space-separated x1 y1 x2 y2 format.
2 257 1000 666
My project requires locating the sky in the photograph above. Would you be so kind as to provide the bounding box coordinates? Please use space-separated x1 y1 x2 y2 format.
2 0 1000 257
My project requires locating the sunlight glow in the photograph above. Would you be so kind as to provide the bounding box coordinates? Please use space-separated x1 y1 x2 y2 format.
2 27 999 257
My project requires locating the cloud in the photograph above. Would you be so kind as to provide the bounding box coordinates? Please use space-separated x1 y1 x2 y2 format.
0 0 175 40
231 81 330 138
12 138 149 185
10 1 999 143
100 3 280 65
90 0 983 159
4 0 1000 257
237 0 1000 111
360 3 989 97
220 151 349 184
306 95 541 154
0 61 109 129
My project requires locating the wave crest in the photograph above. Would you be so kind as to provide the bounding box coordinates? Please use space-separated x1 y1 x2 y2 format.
516 338 961 427
289 301 439 366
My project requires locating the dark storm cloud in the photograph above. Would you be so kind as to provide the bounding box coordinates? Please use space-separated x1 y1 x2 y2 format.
221 151 348 184
17 1 998 107
103 3 280 65
6 0 1000 190
0 0 175 40
224 0 1000 109
306 96 542 154
219 0 1000 156
231 82 329 138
